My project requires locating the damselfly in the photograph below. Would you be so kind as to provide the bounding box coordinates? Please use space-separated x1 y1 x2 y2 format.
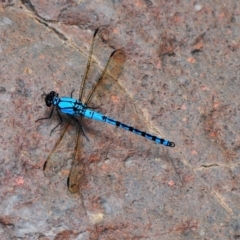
36 27 175 193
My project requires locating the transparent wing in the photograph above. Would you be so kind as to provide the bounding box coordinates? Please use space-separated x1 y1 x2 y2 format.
43 26 120 193
42 28 104 178
79 26 115 104
43 119 76 177
68 41 126 193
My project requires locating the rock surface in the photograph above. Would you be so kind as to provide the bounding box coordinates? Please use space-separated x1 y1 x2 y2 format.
0 1 240 239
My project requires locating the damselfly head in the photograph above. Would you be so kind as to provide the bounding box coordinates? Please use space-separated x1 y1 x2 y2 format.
45 91 59 107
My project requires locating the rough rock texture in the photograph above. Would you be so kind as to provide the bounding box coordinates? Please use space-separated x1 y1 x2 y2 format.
0 1 240 239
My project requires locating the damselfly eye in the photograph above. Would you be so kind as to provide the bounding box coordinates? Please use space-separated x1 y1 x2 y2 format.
45 97 52 107
45 92 54 107
49 91 56 96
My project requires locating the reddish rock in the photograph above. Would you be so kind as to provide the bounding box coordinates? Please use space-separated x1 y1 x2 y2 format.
0 1 239 239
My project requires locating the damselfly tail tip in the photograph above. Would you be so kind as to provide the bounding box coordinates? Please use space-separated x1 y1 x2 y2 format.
168 142 175 147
